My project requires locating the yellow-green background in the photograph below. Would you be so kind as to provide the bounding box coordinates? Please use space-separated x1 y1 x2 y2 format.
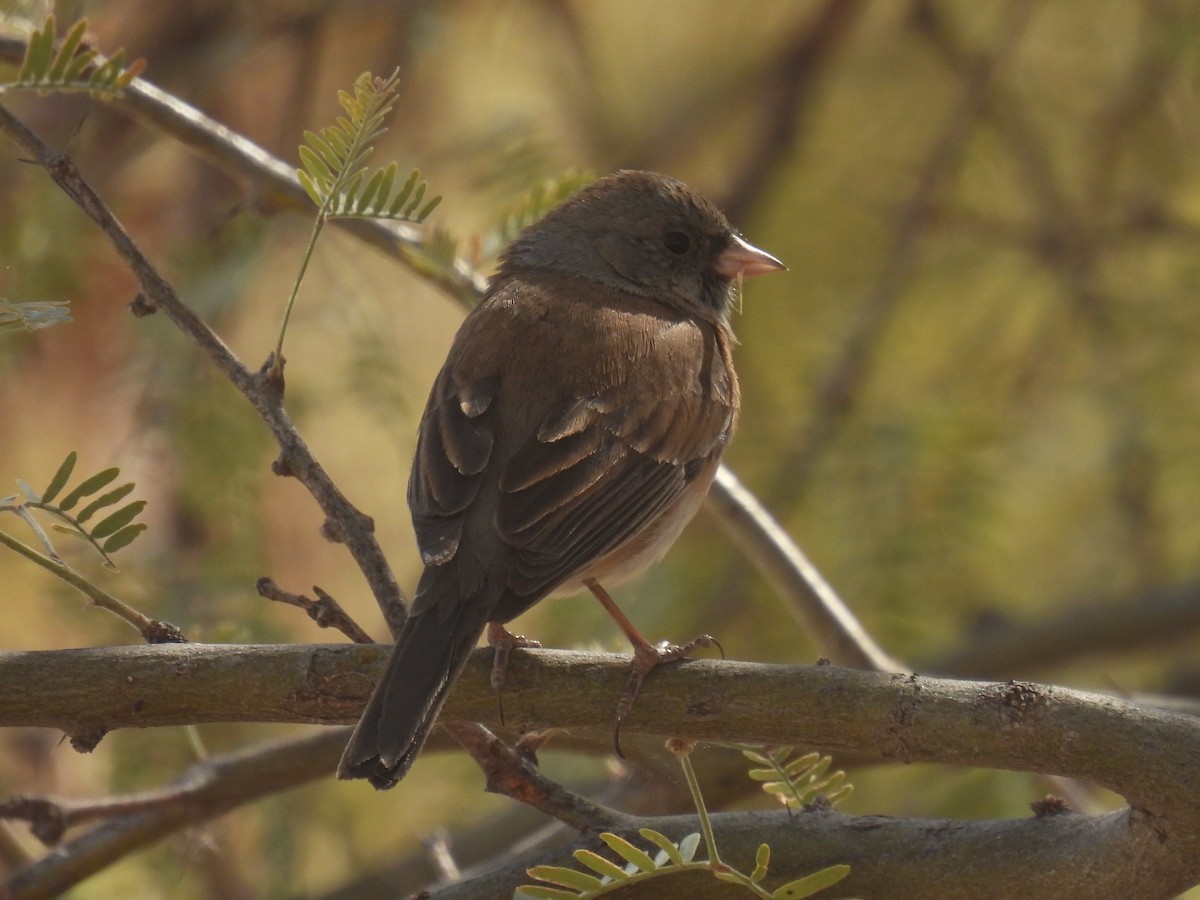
2 0 1199 896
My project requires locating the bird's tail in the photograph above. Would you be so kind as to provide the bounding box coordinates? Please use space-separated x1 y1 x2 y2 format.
338 597 488 789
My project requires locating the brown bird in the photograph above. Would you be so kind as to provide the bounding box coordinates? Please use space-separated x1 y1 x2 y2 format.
338 170 784 789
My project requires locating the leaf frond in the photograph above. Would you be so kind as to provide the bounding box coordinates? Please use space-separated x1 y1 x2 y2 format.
518 831 708 898
1 454 148 567
2 15 145 100
742 746 853 811
293 70 441 223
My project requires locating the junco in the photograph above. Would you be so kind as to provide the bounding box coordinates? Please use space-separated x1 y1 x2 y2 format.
338 170 784 789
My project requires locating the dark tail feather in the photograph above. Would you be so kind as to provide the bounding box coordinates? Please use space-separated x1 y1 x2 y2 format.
338 599 488 789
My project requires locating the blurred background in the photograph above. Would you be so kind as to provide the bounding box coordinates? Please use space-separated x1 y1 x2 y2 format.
2 0 1200 896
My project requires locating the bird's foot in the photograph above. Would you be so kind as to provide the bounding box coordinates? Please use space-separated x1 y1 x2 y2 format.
487 622 542 725
612 634 723 757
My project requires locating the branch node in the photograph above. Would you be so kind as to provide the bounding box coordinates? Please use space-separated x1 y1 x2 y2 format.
256 353 286 402
67 726 107 754
320 516 347 544
270 453 295 478
0 797 67 846
142 619 187 644
128 292 157 317
1031 795 1074 818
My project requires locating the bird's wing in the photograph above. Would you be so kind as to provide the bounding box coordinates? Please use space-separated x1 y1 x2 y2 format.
407 279 737 618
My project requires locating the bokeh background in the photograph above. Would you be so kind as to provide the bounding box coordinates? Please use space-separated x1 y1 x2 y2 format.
2 0 1200 896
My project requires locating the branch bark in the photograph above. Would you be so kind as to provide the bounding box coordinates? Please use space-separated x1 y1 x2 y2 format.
2 644 1198 898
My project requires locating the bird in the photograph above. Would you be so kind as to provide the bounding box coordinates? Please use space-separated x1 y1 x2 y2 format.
338 169 784 789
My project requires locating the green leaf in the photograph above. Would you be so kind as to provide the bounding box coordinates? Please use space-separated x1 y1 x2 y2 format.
76 482 135 523
299 144 334 190
63 47 94 83
19 17 55 82
58 467 120 511
599 833 656 873
747 768 781 782
786 755 826 779
827 784 854 804
101 523 146 554
417 194 442 221
356 166 386 213
306 130 341 171
772 864 851 899
752 843 771 883
47 18 88 83
49 523 89 540
638 828 685 867
524 865 604 891
297 170 322 206
572 849 628 881
90 500 146 539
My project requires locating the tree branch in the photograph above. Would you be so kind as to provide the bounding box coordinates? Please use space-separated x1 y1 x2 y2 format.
0 100 406 634
7 644 1194 898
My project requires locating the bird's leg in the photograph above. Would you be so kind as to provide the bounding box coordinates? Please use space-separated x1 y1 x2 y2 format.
486 622 542 726
583 578 723 757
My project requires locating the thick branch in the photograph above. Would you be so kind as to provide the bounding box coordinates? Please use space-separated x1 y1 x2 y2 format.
6 644 1198 897
4 729 348 900
432 806 1171 900
1 643 1196 803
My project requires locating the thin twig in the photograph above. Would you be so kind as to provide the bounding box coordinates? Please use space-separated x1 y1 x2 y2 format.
0 101 406 636
1 729 348 899
256 577 373 645
708 468 900 672
442 723 634 834
0 528 184 644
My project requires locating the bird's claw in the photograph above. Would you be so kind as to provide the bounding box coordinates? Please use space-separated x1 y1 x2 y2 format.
611 633 722 757
487 623 542 725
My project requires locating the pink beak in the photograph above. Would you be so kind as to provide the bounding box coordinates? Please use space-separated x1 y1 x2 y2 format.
715 234 786 278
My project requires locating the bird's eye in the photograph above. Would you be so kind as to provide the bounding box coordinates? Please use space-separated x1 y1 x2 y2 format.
662 230 692 255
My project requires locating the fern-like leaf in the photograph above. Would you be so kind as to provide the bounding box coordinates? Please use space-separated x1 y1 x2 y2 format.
3 16 144 99
1 453 148 568
742 747 852 811
295 70 441 223
518 830 708 898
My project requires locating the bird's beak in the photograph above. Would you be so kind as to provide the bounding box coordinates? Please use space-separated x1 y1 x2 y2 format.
715 234 786 278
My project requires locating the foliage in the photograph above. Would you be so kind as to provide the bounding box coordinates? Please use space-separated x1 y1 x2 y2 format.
296 70 441 223
518 743 852 899
1 15 143 99
276 69 442 371
742 747 852 811
0 450 147 568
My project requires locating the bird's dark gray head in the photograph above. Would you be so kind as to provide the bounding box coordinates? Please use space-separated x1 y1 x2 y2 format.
499 170 783 321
